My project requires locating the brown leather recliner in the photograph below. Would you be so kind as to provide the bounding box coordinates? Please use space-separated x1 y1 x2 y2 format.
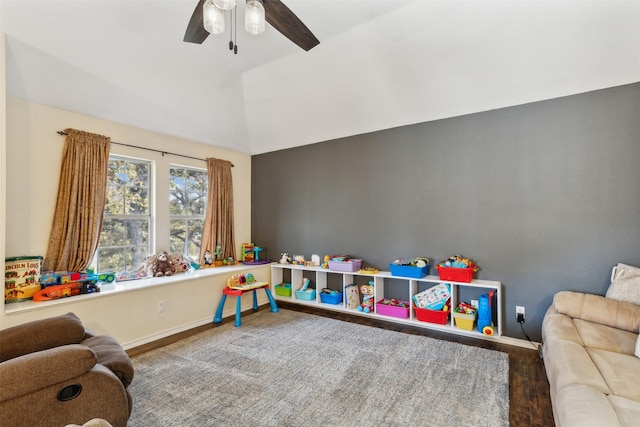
0 312 134 427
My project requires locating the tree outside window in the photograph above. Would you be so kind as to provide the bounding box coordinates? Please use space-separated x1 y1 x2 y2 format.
169 166 207 259
92 156 151 273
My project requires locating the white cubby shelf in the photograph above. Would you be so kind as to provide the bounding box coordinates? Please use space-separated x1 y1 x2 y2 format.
271 264 503 341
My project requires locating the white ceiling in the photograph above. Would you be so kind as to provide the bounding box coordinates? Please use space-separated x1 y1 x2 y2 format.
1 0 639 155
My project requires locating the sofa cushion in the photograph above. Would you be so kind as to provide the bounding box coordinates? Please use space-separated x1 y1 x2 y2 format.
607 395 640 427
606 263 640 305
574 319 638 355
587 348 640 401
0 312 86 362
554 384 620 427
82 335 134 388
553 291 640 333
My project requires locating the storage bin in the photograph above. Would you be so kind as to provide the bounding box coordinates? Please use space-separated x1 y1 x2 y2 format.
453 309 477 331
414 306 450 325
274 283 292 297
319 291 343 304
389 263 429 278
328 259 362 272
295 289 316 301
375 299 410 319
436 265 476 283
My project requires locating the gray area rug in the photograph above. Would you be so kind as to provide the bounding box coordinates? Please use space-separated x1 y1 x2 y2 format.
128 309 509 426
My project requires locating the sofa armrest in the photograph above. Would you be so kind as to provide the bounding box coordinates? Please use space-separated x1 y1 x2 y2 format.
0 344 97 402
0 313 86 362
553 291 640 333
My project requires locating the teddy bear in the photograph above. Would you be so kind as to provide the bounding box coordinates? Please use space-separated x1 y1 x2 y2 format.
153 251 174 277
138 254 157 277
171 253 189 274
357 281 375 313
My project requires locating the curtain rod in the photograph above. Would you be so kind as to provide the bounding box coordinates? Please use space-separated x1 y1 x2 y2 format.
56 131 234 167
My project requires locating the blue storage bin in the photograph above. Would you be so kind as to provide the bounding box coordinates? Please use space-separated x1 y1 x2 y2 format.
320 291 343 305
389 263 430 278
295 289 316 301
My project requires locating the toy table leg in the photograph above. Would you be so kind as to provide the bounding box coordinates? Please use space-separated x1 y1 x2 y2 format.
213 293 227 323
264 287 279 313
252 289 259 310
234 295 242 327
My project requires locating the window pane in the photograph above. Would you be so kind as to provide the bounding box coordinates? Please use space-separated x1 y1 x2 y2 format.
186 169 207 215
97 248 125 272
105 183 124 215
125 186 149 214
186 219 204 258
170 219 186 254
99 219 125 246
125 219 149 245
170 168 187 215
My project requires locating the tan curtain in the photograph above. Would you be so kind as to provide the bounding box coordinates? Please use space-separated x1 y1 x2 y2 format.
43 129 110 272
200 158 235 263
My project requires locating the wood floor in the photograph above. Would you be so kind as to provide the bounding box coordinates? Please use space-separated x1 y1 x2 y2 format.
128 302 555 427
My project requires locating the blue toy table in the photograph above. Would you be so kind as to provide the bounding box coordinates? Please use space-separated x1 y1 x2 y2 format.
213 282 279 327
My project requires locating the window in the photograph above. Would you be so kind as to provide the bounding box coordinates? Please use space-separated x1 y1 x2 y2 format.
169 165 207 259
93 156 151 273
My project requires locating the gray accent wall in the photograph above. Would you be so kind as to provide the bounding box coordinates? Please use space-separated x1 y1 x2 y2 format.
251 83 640 341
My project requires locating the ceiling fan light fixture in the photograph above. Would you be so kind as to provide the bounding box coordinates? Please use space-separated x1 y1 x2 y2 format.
245 0 265 35
203 0 225 35
212 0 236 11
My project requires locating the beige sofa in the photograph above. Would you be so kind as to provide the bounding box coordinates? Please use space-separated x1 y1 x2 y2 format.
542 291 640 427
0 313 134 427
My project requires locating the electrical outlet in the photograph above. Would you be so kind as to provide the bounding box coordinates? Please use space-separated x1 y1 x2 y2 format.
471 299 478 309
516 305 525 323
157 300 166 313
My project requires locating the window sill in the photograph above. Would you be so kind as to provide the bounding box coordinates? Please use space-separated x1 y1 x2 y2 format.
3 263 273 316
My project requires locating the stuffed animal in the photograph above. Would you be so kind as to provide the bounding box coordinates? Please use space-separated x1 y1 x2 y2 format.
171 253 189 273
357 281 375 313
153 251 174 277
279 252 291 264
202 250 214 268
138 254 157 277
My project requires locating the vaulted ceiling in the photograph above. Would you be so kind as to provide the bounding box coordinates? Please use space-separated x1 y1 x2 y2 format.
2 0 639 154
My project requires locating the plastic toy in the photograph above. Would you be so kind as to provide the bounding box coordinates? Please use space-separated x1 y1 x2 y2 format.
241 243 255 262
253 246 263 261
321 255 330 269
222 257 236 265
357 281 375 313
214 245 224 265
153 251 174 277
292 255 305 265
477 290 495 334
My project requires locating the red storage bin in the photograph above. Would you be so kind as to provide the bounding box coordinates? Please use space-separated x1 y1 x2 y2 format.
436 265 476 283
414 306 450 324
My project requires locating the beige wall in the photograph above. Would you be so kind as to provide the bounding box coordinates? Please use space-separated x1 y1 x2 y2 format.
1 94 260 348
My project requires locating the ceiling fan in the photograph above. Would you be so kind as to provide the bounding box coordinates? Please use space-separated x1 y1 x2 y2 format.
184 0 320 52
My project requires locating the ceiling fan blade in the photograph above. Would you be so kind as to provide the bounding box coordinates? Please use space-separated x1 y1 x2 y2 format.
264 0 319 51
184 0 210 44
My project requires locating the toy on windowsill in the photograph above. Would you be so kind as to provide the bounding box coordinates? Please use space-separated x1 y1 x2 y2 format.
357 281 375 313
153 251 174 277
214 245 224 266
171 253 189 274
202 250 215 268
222 257 236 266
241 243 255 262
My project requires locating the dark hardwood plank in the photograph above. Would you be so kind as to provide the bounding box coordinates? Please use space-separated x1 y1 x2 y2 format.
127 302 555 426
